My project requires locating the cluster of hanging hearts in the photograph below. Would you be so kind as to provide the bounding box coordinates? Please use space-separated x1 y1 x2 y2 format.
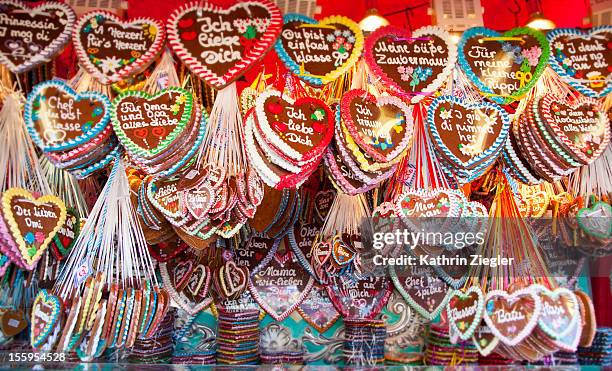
446 284 596 359
111 88 207 178
0 0 610 365
25 81 120 179
324 89 413 195
244 87 334 190
507 94 610 184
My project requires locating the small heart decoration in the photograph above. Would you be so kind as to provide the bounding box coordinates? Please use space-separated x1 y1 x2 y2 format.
390 265 451 321
30 289 62 349
483 286 542 346
255 89 334 165
183 185 214 219
447 285 484 340
427 96 510 170
341 89 414 163
576 201 612 240
49 207 80 260
364 25 457 103
313 189 335 222
167 0 282 89
1 309 27 337
249 250 314 321
73 11 165 84
172 259 195 292
538 94 610 165
111 87 194 159
535 286 580 340
458 27 549 105
0 0 75 74
297 283 340 333
1 188 66 269
326 274 392 319
472 323 499 356
25 81 111 152
275 14 363 86
184 264 211 301
547 26 612 99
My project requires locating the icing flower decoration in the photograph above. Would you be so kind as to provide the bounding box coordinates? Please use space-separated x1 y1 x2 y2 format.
142 24 157 41
24 232 35 245
92 107 103 117
502 43 524 64
35 232 45 243
175 94 187 105
410 66 433 90
398 65 414 82
170 103 181 115
439 107 452 120
311 109 326 121
98 56 122 74
522 46 542 67
554 42 564 51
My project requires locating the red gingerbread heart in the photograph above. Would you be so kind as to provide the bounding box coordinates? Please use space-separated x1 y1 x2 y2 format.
167 0 282 89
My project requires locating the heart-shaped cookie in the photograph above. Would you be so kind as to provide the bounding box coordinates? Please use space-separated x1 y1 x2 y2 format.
428 96 510 170
395 188 463 236
576 201 612 240
547 26 612 99
538 94 610 165
167 0 282 89
483 286 542 346
255 89 334 165
30 289 62 348
341 89 413 163
458 27 549 105
0 0 75 73
390 265 451 321
535 286 580 340
326 274 392 319
1 188 66 270
50 207 80 260
365 25 456 103
1 310 27 337
472 323 499 356
314 189 335 223
249 250 314 321
447 285 484 340
111 87 194 159
297 283 340 333
215 260 249 300
275 14 363 86
25 80 111 152
73 11 165 84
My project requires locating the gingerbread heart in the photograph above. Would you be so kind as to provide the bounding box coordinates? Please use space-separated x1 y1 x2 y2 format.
458 27 549 105
447 286 484 340
394 188 463 236
547 26 612 99
341 89 413 163
472 323 499 356
483 286 542 346
111 87 194 159
275 14 363 86
25 80 110 152
49 207 80 260
73 11 165 84
365 25 456 103
30 289 62 349
297 283 340 333
314 189 335 222
249 250 314 321
0 0 75 74
390 265 451 321
535 286 580 340
1 309 27 337
255 89 334 165
167 0 282 89
1 188 66 269
538 94 610 165
183 264 211 302
326 274 392 319
576 201 612 240
428 96 510 170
